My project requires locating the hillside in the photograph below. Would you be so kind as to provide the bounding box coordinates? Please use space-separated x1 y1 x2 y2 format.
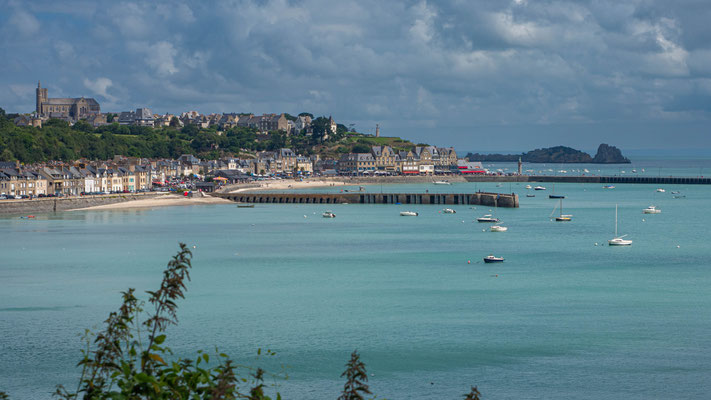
0 112 418 163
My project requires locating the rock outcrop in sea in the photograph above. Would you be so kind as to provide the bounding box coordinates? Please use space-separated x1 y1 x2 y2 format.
465 143 631 163
592 143 631 164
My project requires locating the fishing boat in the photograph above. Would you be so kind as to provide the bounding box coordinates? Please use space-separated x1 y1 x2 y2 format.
477 214 499 223
400 211 418 216
490 225 508 232
237 204 255 208
608 204 632 246
643 206 661 214
442 208 456 214
534 186 546 191
433 180 451 185
550 198 572 221
483 254 504 263
322 211 336 218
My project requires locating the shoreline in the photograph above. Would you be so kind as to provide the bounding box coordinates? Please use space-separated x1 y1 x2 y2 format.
69 193 233 211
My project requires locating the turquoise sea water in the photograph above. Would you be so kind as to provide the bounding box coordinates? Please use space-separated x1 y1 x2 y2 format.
2 176 711 398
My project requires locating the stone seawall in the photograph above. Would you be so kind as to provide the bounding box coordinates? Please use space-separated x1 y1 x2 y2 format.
215 191 519 207
0 193 161 216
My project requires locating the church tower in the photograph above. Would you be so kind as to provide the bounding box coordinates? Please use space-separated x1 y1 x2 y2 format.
36 81 48 115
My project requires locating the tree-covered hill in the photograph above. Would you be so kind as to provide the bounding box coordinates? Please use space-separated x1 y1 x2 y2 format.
0 109 416 163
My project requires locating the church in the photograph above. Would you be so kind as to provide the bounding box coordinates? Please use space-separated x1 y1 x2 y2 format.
35 81 100 120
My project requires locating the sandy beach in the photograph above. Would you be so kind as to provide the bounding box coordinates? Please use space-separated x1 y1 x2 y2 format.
70 193 233 211
228 179 347 193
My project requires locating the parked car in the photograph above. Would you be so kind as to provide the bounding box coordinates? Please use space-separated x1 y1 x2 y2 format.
0 195 7 200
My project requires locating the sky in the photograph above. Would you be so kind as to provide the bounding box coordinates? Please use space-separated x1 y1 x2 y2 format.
1 0 710 154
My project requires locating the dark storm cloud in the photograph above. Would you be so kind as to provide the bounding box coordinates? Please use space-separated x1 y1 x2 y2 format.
0 0 709 150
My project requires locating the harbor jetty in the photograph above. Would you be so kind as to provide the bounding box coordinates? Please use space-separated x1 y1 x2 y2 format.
463 175 711 185
214 191 519 207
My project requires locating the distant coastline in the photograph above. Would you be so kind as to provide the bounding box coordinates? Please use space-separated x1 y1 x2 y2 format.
466 143 631 164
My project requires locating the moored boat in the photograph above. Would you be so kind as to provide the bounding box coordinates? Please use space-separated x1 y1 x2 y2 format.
400 211 418 216
603 185 615 189
483 254 504 263
534 186 546 190
237 204 255 208
643 206 661 214
526 194 535 197
525 184 532 189
477 214 499 223
609 204 633 246
322 211 336 218
490 225 508 232
433 180 451 185
656 188 665 193
442 208 456 214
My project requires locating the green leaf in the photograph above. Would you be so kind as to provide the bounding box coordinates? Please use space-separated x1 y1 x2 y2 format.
202 353 209 363
154 334 166 345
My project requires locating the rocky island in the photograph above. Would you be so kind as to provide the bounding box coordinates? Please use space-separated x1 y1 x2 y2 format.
466 143 630 164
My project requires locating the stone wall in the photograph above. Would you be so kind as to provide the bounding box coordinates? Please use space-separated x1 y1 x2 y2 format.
0 193 160 216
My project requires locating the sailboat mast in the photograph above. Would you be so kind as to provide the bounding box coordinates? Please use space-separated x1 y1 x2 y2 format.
615 204 618 237
559 198 563 217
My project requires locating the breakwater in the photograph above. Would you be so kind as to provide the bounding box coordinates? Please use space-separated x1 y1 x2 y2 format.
0 193 160 215
464 175 711 185
215 191 519 207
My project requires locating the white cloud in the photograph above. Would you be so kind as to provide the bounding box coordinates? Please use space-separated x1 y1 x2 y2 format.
83 77 116 101
146 41 179 76
9 10 40 36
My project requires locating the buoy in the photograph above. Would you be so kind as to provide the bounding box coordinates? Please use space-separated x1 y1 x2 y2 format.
192 245 196 249
642 219 645 222
677 245 680 248
595 243 598 246
467 260 471 264
304 215 307 218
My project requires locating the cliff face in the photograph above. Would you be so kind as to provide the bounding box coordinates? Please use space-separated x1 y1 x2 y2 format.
592 144 631 163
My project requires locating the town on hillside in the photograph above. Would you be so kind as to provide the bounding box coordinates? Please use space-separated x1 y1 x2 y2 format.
0 82 491 199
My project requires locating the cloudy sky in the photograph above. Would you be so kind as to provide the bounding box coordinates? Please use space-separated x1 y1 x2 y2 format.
1 0 710 153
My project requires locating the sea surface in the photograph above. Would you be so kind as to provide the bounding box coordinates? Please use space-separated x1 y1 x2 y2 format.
2 161 711 399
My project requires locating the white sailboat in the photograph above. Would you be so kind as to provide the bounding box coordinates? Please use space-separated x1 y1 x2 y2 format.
608 204 632 246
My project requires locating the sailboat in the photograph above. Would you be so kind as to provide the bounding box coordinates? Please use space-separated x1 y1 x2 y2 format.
550 198 572 221
608 204 632 246
549 183 565 199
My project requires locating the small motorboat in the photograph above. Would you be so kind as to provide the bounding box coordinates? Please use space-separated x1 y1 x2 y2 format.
490 225 508 232
433 180 451 185
671 191 680 194
400 211 418 216
237 204 255 208
643 206 661 214
673 195 686 199
322 211 336 218
526 194 536 197
656 188 665 193
525 185 532 189
534 186 546 190
19 215 36 219
603 185 615 189
442 208 456 214
483 254 504 263
549 194 565 199
477 214 499 223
